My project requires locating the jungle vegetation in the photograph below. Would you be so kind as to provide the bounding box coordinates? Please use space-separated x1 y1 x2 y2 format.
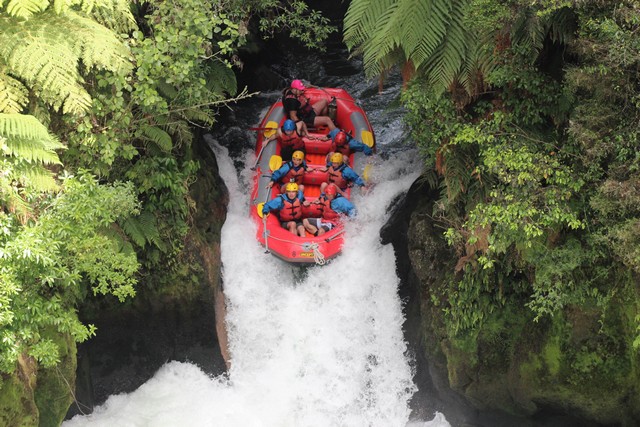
3 0 639 421
346 0 640 391
0 0 332 380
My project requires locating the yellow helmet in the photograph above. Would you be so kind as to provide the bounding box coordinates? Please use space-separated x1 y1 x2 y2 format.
330 152 343 163
292 151 304 160
285 182 299 192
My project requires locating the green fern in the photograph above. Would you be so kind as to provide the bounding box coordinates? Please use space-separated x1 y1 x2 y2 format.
0 113 64 157
4 0 48 19
0 68 28 113
0 10 132 115
205 59 237 96
14 162 58 191
138 125 173 152
345 0 476 95
0 165 31 220
120 210 163 250
511 6 576 60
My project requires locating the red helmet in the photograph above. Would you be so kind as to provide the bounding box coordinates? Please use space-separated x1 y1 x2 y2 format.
335 131 348 146
325 184 337 196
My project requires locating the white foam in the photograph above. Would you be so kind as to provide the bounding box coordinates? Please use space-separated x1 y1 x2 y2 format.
63 142 450 427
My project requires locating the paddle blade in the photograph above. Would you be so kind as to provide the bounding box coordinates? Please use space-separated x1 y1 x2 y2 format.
257 202 265 218
363 164 372 182
269 155 282 171
263 121 278 138
361 130 374 148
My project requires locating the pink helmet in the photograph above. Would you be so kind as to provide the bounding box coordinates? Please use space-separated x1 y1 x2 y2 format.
291 79 306 91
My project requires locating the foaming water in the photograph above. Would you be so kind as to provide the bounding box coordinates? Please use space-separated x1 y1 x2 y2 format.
64 114 450 427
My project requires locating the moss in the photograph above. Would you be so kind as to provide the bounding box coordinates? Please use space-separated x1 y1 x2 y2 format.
0 371 38 427
34 332 76 427
542 336 561 376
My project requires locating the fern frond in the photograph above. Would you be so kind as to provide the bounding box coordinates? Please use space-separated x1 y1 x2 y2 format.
0 10 131 115
547 7 576 45
0 113 63 164
0 69 28 113
205 59 237 96
0 113 54 142
425 2 467 93
13 162 58 191
0 172 31 221
345 0 473 95
84 0 137 33
120 210 161 249
5 0 48 19
138 125 173 152
180 108 215 126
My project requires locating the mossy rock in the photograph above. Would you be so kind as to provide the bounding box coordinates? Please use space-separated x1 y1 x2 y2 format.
0 371 38 427
35 332 77 427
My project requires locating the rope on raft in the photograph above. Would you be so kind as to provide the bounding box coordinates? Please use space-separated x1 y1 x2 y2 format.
265 234 328 265
308 242 326 265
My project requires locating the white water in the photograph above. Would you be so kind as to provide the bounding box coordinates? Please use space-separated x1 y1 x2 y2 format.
63 140 450 426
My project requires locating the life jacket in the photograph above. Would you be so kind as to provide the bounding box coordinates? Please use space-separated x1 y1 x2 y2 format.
328 164 348 189
280 128 305 150
278 195 302 221
283 162 305 184
321 197 340 221
283 88 313 118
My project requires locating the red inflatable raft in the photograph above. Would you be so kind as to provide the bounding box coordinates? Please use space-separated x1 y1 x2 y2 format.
249 87 375 264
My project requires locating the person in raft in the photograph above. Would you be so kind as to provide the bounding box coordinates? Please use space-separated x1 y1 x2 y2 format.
262 182 310 237
303 184 356 236
317 152 366 197
262 119 307 161
282 79 336 132
267 150 314 193
327 128 373 157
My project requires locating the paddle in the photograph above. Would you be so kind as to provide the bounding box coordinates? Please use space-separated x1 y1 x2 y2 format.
256 155 282 253
360 130 374 148
363 164 372 182
268 154 282 172
251 121 279 171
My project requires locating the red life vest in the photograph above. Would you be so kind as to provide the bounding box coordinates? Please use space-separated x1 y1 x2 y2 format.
283 163 305 184
279 195 302 221
328 164 348 189
321 197 340 221
280 130 305 150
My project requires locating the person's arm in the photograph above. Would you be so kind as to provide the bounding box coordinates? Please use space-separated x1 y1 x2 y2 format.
262 196 283 215
268 164 290 187
343 167 365 187
298 190 310 206
349 138 373 155
262 128 281 147
333 197 357 217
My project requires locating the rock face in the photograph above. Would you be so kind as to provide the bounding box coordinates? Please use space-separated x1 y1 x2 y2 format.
386 175 640 426
66 139 229 417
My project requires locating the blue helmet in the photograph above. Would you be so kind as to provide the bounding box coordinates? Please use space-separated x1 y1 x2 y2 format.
283 120 296 132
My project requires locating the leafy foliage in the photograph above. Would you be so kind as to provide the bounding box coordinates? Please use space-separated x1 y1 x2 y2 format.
0 173 139 372
345 0 494 96
403 0 640 350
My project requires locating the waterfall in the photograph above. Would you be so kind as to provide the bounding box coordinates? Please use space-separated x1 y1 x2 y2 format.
63 75 451 426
